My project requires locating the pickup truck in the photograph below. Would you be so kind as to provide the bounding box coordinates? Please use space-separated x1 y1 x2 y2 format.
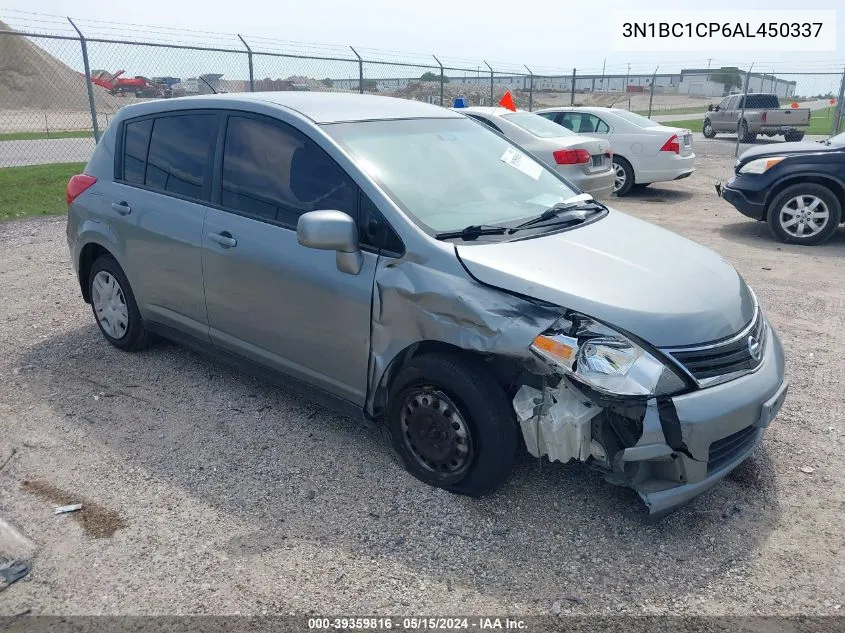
703 93 810 143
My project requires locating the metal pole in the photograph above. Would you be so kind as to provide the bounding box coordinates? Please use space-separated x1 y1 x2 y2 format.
735 63 754 158
600 58 606 92
350 47 363 94
647 65 659 119
238 34 254 92
570 68 576 106
484 61 493 104
524 65 534 112
433 55 444 106
833 67 845 136
67 17 100 142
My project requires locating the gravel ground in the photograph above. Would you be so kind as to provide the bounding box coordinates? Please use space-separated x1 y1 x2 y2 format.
0 137 843 618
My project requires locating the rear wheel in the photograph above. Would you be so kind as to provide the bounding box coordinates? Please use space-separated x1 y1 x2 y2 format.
702 119 716 138
88 255 152 351
784 130 805 142
738 120 757 143
612 157 635 196
766 183 841 245
386 354 520 496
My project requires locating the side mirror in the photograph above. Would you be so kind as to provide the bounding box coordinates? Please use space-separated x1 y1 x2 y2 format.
297 210 362 275
708 104 714 111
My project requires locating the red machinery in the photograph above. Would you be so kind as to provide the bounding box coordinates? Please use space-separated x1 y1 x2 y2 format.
89 70 171 98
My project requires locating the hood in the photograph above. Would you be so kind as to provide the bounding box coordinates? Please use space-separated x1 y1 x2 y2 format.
739 141 840 163
455 210 755 348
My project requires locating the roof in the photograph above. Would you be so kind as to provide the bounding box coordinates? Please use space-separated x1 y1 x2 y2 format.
457 106 525 117
117 91 462 124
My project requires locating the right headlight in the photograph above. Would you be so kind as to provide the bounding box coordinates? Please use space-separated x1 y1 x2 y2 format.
530 313 687 397
738 156 785 174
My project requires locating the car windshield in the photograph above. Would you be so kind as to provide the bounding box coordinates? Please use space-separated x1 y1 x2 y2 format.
325 117 580 233
828 132 845 146
501 112 575 138
611 110 662 128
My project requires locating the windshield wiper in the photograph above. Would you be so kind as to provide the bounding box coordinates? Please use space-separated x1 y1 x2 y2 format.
434 224 511 241
512 200 607 231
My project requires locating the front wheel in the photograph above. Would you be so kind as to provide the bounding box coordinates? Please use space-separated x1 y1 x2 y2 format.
386 354 520 496
766 183 841 245
612 157 635 196
702 119 716 138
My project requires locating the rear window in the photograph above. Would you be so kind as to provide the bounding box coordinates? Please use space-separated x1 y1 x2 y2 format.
741 94 780 109
502 112 575 138
610 110 661 128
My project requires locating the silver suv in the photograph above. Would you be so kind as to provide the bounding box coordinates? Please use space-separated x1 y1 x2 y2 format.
67 93 788 515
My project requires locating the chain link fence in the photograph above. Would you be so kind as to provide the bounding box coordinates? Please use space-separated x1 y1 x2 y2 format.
2 15 845 170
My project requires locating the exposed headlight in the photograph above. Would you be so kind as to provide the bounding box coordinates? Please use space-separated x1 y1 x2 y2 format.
738 156 785 174
530 313 687 397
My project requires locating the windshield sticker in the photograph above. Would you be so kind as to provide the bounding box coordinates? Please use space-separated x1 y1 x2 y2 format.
500 147 543 180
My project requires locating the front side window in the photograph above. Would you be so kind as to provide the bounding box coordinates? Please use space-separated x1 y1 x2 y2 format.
221 116 356 226
325 117 580 234
144 114 216 199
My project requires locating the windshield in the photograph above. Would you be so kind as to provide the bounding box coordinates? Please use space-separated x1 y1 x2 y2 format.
611 110 663 128
502 112 575 138
829 131 845 146
325 118 580 233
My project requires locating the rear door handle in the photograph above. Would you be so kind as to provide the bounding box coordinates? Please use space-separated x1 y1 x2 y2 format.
111 201 131 215
208 231 237 248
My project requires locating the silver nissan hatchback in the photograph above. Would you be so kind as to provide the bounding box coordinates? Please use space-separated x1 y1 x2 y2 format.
66 92 788 515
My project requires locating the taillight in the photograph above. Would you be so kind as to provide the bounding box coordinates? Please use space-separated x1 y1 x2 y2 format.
660 135 680 154
553 149 591 165
761 111 767 123
66 174 97 205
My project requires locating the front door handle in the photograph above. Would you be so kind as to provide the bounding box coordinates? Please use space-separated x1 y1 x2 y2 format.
208 231 237 248
111 201 131 215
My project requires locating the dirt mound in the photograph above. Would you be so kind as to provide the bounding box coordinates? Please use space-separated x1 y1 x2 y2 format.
0 21 124 111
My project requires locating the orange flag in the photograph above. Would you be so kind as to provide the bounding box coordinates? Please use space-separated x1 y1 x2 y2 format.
499 90 516 111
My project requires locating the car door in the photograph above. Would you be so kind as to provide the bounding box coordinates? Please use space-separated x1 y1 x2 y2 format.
112 111 219 340
201 113 379 405
712 96 734 131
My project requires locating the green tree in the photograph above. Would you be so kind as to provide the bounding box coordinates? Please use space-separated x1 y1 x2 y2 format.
420 71 447 83
708 67 743 95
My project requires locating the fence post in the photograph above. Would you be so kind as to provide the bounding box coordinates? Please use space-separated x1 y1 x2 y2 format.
432 55 444 106
570 68 576 106
67 17 100 142
483 61 493 104
833 67 845 136
524 65 534 112
350 47 363 94
238 34 254 92
735 63 754 158
647 65 659 119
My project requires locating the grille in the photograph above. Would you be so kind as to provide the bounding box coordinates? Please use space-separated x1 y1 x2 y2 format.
667 310 765 384
707 425 760 474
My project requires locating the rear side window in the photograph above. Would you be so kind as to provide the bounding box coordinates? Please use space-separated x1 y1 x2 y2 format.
123 119 152 184
466 114 503 134
145 114 217 199
220 116 356 226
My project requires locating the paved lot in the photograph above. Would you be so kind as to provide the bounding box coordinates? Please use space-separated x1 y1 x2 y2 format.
0 149 843 618
0 137 95 168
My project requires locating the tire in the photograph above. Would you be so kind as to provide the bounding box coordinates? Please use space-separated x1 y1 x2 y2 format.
612 156 635 196
88 255 153 351
386 353 520 496
738 120 757 143
702 119 716 138
766 183 841 246
784 130 805 142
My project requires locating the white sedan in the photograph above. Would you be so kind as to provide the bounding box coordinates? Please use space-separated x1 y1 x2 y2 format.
534 107 695 196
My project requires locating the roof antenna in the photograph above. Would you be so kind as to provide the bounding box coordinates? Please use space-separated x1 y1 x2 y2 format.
198 76 218 94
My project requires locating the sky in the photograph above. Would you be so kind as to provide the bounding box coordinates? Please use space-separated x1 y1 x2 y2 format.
1 0 843 83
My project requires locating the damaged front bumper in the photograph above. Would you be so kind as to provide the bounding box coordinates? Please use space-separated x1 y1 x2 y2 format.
514 319 788 516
